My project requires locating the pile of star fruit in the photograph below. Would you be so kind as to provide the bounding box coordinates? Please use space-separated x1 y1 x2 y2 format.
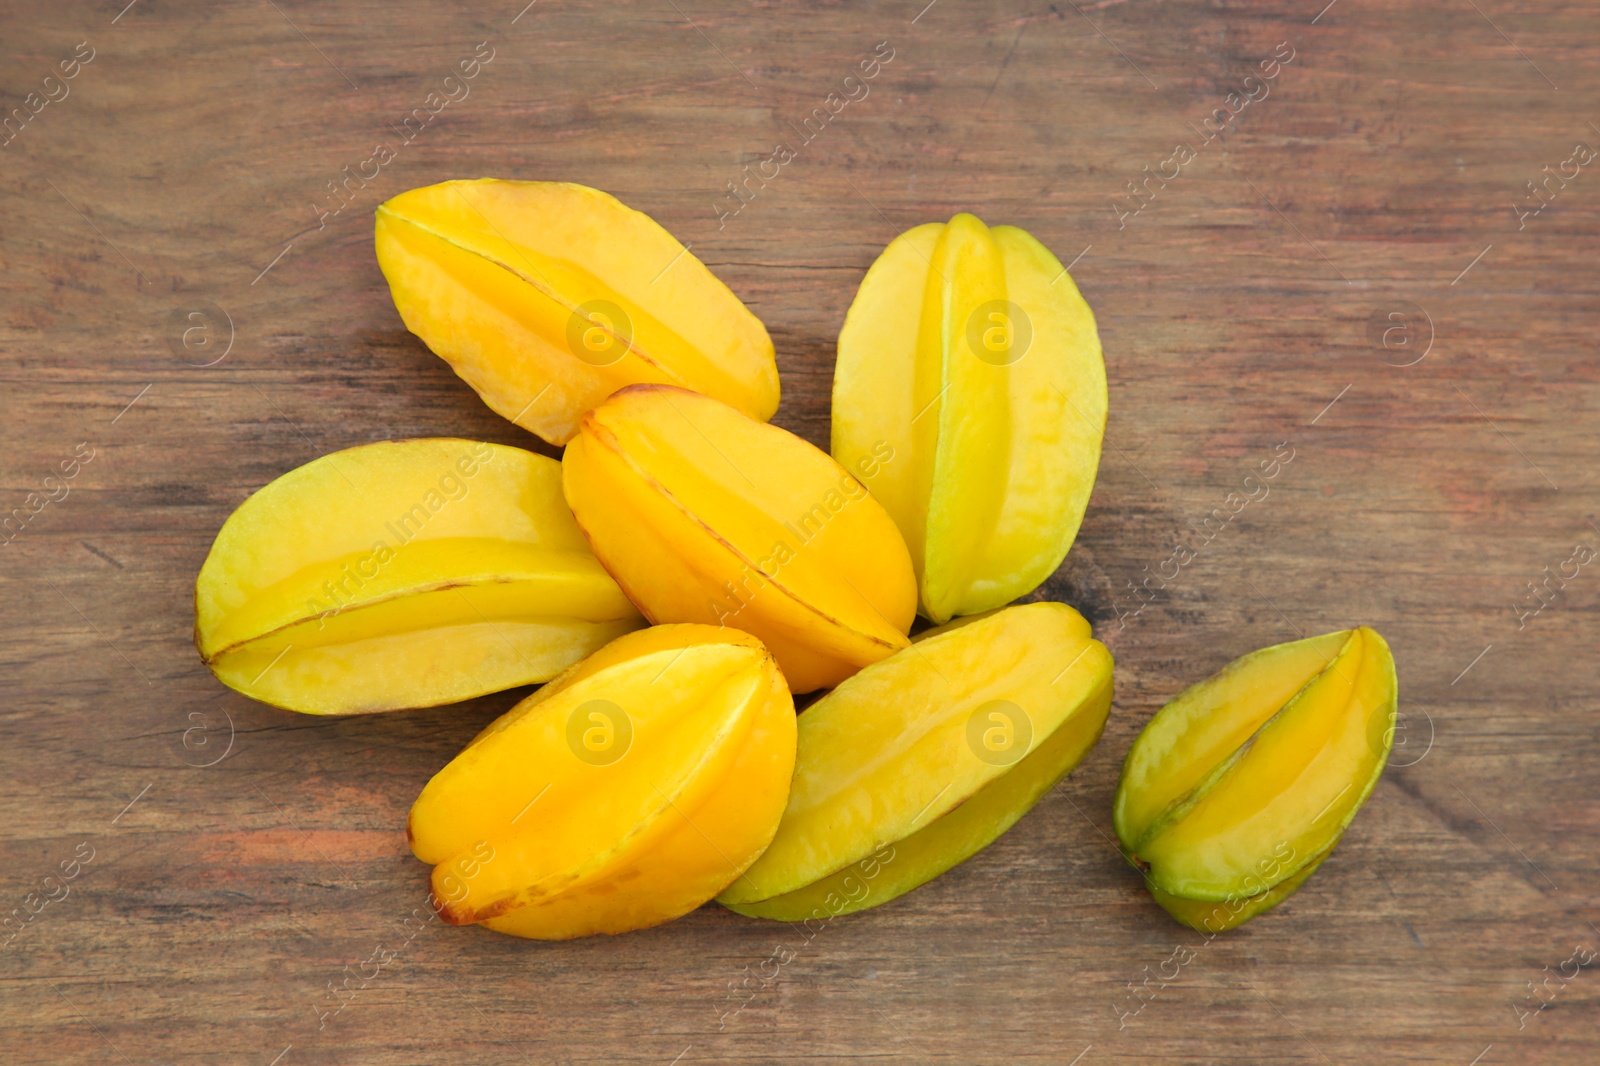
194 179 1398 939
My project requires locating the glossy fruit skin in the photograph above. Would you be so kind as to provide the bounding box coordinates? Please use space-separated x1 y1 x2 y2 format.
1114 627 1398 929
408 625 796 940
375 179 779 445
832 213 1107 623
194 439 642 715
719 602 1113 919
562 384 918 694
1147 842 1335 933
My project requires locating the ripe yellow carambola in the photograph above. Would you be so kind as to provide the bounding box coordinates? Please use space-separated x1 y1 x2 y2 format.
1114 627 1398 931
194 439 643 715
562 384 918 693
408 625 796 939
719 602 1113 920
375 179 779 445
833 213 1107 623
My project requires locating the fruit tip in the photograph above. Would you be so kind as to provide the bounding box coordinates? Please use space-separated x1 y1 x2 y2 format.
430 890 472 926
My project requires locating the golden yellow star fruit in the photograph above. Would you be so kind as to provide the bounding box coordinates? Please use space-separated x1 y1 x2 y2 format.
407 624 796 939
718 602 1112 920
832 213 1107 623
194 439 643 715
1113 627 1398 931
375 179 778 445
562 384 918 693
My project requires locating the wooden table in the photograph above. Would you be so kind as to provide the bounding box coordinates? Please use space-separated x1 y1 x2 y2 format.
3 1 1596 1062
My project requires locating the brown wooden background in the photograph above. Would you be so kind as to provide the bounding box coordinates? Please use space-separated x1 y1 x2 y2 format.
2 1 1597 1063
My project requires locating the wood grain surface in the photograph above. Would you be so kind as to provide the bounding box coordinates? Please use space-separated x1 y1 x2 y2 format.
2 1 1597 1063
